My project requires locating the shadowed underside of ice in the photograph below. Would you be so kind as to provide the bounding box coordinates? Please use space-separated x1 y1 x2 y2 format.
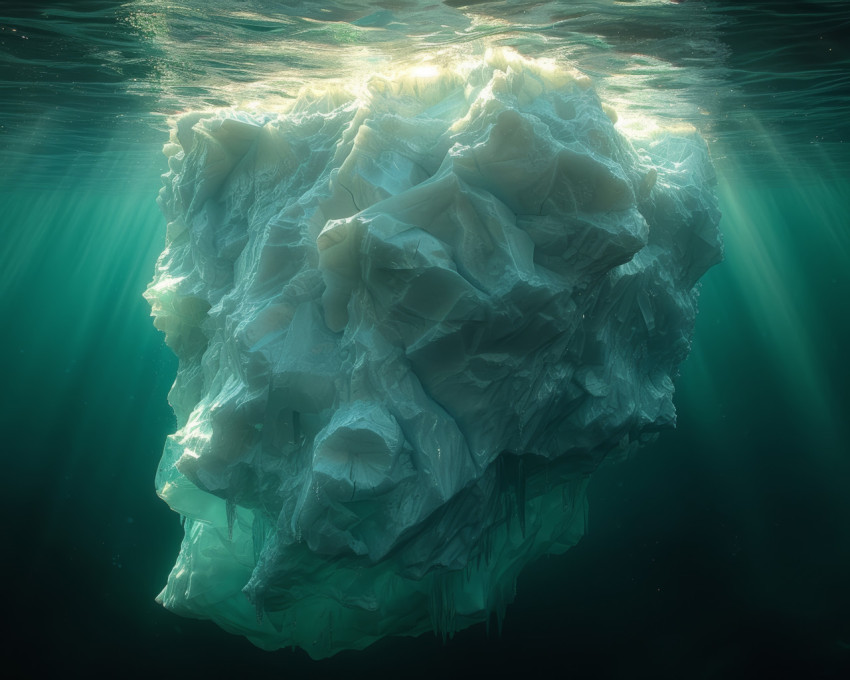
145 49 721 658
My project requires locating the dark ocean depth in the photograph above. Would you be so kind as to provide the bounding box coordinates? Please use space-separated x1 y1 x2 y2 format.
1 1 848 677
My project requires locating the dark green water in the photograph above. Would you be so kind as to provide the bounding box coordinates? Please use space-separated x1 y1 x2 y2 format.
1 1 849 677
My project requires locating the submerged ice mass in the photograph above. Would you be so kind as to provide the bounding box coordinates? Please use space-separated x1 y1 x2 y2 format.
145 50 721 657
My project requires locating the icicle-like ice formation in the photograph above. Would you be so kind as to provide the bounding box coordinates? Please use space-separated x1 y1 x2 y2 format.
145 49 721 657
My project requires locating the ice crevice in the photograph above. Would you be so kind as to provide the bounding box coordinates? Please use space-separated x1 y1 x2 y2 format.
145 48 722 658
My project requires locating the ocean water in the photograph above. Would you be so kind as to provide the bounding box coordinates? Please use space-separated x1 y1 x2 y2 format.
1 1 848 677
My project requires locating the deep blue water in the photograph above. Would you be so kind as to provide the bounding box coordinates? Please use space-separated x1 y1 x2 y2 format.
1 1 849 677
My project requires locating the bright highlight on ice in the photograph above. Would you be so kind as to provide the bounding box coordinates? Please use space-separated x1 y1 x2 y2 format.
145 49 722 658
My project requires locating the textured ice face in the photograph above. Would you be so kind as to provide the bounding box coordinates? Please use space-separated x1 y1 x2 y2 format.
145 50 721 657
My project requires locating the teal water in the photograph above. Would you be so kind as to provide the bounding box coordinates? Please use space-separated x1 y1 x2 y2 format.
1 1 849 676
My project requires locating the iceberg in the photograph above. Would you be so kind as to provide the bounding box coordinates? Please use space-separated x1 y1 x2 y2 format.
145 49 721 658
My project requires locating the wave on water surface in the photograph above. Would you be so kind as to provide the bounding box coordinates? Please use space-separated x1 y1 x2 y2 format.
1 0 849 188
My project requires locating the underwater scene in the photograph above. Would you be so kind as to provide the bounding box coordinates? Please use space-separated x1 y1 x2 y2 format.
1 1 848 677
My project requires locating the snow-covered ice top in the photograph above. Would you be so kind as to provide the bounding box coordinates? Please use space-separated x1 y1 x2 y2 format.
145 49 721 657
